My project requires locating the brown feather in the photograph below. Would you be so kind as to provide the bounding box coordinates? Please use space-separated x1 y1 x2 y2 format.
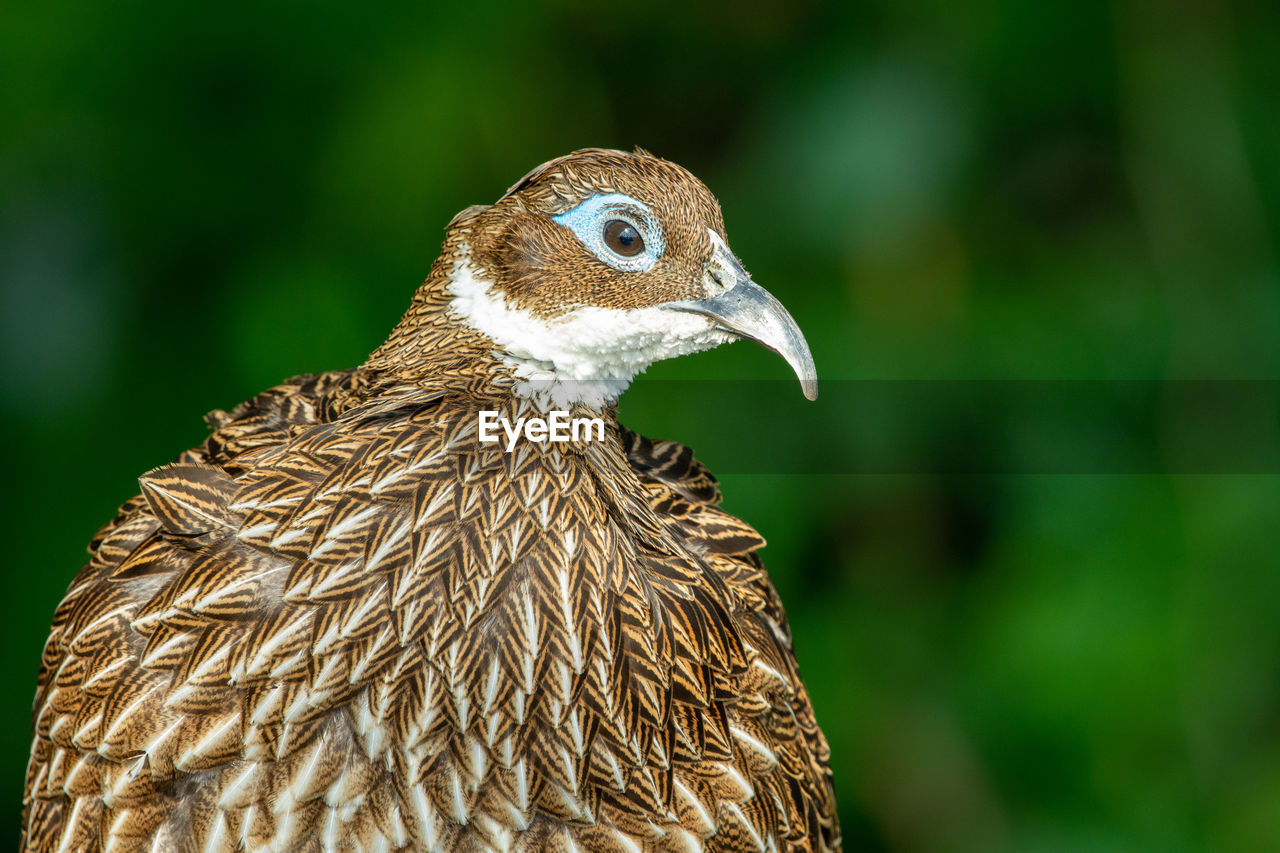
22 149 838 853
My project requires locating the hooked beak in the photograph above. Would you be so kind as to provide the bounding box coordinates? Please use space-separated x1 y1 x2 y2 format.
669 237 819 401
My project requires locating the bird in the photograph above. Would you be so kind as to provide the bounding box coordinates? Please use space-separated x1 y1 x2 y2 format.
22 148 839 853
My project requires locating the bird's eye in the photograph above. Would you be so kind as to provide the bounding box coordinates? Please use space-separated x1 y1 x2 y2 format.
603 219 644 258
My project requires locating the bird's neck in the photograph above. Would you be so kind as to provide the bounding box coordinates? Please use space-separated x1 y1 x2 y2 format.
362 238 642 412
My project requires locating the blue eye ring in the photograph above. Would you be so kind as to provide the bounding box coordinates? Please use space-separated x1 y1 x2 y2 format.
551 193 664 272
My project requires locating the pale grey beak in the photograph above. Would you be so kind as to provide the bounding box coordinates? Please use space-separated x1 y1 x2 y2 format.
669 246 819 401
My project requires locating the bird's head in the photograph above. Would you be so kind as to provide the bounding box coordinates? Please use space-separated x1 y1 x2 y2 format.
385 148 817 407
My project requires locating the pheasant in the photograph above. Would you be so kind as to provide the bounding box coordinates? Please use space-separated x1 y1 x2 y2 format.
22 148 839 852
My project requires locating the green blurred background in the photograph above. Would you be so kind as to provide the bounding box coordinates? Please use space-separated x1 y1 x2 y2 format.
3 0 1279 849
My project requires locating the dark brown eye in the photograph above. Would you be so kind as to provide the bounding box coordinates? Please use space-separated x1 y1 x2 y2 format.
603 219 644 257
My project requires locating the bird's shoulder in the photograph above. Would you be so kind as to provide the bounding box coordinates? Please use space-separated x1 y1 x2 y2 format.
23 370 368 849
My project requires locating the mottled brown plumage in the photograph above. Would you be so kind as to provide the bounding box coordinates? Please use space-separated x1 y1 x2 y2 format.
23 149 838 852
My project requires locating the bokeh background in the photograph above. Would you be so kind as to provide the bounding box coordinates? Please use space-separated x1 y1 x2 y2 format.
4 0 1279 849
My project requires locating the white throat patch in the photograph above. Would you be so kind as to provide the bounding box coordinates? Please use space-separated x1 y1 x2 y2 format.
446 250 729 408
